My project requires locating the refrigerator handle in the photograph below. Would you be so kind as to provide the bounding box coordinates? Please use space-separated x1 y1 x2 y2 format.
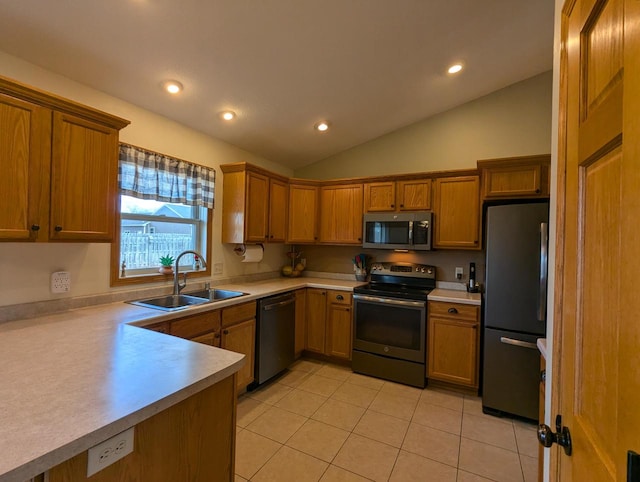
538 222 549 321
500 336 539 350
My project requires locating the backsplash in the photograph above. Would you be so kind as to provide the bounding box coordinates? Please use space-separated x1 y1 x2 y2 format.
295 245 485 285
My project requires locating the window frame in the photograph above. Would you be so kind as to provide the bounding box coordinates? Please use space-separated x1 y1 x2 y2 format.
110 195 212 287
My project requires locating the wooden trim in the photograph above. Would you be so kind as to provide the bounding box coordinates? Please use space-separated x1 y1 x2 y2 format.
220 161 289 183
0 75 130 130
477 154 551 169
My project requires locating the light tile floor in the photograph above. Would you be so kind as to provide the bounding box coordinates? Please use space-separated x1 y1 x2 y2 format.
235 359 538 482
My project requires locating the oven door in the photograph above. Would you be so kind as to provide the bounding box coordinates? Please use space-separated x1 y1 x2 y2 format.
353 294 426 363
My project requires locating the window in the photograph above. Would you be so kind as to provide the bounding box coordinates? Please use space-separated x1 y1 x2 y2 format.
110 144 214 286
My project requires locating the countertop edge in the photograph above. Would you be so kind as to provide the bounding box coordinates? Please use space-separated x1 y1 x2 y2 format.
537 338 547 359
428 288 482 306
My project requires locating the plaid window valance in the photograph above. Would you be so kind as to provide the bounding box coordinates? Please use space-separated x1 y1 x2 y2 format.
118 143 215 209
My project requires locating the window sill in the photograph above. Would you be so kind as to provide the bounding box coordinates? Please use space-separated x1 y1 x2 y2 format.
110 268 211 287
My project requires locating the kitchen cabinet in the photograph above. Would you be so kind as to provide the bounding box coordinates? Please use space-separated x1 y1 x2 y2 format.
305 288 327 354
47 375 236 482
319 183 363 244
427 301 480 389
287 182 319 243
221 163 288 244
478 155 551 200
294 289 306 357
305 288 352 360
433 175 481 249
0 77 129 242
170 310 221 342
221 301 257 391
363 179 431 212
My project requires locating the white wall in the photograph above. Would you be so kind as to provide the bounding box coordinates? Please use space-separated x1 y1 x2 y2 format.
295 71 553 179
0 51 292 307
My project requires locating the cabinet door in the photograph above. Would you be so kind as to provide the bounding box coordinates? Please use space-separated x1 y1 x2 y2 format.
433 176 480 249
287 184 318 243
305 288 327 353
245 171 269 242
364 182 395 212
482 163 548 199
171 311 221 339
222 318 256 390
268 178 288 242
294 289 306 357
0 94 51 241
397 179 431 211
428 317 479 387
191 331 221 347
50 112 119 241
326 304 352 360
319 184 363 244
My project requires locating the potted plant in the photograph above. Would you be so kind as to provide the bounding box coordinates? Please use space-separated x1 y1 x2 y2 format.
159 254 175 275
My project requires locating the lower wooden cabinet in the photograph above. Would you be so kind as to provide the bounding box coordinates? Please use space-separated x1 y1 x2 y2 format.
305 289 352 360
427 301 480 389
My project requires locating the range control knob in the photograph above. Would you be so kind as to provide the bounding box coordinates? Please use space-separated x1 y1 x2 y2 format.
421 267 426 273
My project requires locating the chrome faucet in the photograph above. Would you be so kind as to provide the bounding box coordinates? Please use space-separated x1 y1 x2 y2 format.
173 250 207 295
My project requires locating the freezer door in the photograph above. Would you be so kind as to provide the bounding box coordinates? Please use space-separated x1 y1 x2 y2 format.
484 202 548 335
482 328 540 420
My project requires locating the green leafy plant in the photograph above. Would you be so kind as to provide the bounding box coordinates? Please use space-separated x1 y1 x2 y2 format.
159 254 175 267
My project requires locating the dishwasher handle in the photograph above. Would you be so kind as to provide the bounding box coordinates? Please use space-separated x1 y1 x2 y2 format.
263 296 296 311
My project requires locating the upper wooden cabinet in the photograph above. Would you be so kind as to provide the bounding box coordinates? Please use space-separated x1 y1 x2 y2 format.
433 175 481 249
221 163 289 243
0 76 129 242
478 154 551 200
363 179 431 213
287 182 319 243
319 183 363 244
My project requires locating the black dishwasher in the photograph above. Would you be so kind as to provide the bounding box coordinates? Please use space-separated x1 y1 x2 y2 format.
252 291 296 388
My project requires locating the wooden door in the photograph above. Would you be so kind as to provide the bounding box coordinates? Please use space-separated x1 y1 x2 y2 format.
326 304 352 360
305 288 327 353
244 171 269 242
433 176 480 249
552 0 640 480
50 112 118 241
268 178 288 242
294 289 306 357
222 318 255 391
0 94 51 241
319 184 363 244
363 181 395 212
287 183 318 243
397 179 431 211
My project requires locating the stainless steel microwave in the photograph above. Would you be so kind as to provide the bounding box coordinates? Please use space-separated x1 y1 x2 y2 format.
362 211 432 250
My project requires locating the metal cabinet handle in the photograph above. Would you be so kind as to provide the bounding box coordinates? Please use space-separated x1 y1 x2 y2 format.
390 204 395 208
336 294 344 301
447 307 458 314
54 225 63 232
400 204 404 207
31 224 40 231
214 333 221 338
223 329 229 335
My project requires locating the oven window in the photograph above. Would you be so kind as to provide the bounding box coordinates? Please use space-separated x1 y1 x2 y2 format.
355 301 422 350
364 221 409 245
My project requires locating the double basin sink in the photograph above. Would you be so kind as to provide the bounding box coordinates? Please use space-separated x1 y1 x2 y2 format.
129 288 247 312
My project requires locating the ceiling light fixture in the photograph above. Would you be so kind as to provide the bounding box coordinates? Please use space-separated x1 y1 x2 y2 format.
447 64 463 74
315 121 330 132
220 111 236 121
162 80 183 94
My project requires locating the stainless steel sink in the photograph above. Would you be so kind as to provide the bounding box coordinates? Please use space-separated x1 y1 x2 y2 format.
184 288 247 301
128 294 211 311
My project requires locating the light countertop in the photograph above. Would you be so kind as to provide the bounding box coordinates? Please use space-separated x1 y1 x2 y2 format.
0 276 363 482
428 288 482 306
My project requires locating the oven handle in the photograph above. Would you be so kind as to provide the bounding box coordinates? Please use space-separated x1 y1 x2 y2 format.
353 294 426 308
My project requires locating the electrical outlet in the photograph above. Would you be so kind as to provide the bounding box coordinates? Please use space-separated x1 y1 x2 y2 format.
51 271 71 293
87 427 134 477
214 262 223 275
455 267 463 280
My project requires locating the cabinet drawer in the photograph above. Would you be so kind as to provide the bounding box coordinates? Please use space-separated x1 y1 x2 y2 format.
171 311 221 339
144 321 170 333
327 290 352 305
191 331 220 346
429 301 478 321
222 301 257 327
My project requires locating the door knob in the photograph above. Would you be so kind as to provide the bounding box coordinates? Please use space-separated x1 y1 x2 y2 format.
538 415 572 455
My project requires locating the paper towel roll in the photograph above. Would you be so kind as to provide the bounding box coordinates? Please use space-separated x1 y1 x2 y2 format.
241 244 264 263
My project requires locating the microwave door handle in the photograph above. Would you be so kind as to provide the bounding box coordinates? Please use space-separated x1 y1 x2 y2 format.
408 221 413 245
538 222 548 321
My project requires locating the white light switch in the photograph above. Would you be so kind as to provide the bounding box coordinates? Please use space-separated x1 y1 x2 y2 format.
51 271 71 293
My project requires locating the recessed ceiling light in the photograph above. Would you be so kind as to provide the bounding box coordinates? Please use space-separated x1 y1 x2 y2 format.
447 64 463 74
162 80 183 94
315 121 330 132
220 111 236 121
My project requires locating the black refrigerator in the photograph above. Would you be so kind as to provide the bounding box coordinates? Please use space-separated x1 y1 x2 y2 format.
482 202 548 421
